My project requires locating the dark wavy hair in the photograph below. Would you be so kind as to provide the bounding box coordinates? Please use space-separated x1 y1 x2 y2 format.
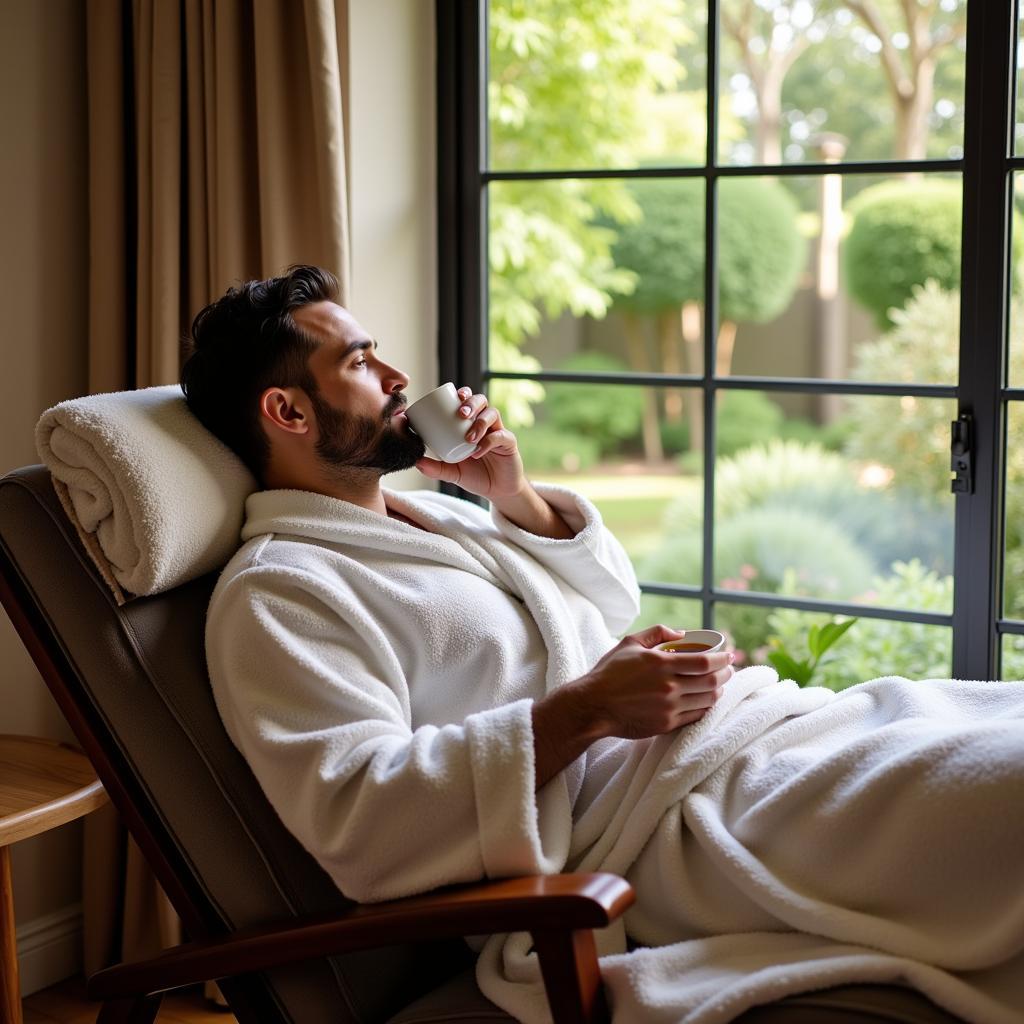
181 265 339 479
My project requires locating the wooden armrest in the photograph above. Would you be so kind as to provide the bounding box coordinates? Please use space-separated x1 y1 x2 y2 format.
88 871 634 1000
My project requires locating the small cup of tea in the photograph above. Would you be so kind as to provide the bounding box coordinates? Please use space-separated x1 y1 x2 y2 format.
655 629 726 655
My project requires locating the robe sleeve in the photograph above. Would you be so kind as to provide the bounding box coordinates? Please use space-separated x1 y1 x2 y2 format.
206 559 573 903
490 483 641 636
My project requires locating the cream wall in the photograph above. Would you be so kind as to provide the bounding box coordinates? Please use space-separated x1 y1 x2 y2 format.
349 0 438 491
0 0 92 966
0 0 436 992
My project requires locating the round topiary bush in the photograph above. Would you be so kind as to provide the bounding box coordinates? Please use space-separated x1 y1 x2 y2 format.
611 177 805 324
845 180 1024 328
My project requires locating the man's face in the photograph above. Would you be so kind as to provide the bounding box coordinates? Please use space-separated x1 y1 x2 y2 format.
292 302 425 474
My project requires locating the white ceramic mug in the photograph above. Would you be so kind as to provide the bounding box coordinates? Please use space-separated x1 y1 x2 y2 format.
655 629 727 654
404 382 478 463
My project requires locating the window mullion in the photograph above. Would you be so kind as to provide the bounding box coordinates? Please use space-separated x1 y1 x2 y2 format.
952 0 1016 679
702 0 720 631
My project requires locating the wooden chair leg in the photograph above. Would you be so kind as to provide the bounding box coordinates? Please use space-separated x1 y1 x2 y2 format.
1 846 22 1024
96 994 163 1024
531 928 609 1024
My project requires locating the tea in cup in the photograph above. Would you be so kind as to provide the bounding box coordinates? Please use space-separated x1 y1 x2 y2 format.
655 629 726 655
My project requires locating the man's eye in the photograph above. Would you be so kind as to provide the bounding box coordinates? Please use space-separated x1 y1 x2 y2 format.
354 357 367 368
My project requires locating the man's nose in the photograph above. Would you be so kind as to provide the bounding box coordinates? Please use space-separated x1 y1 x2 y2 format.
384 366 410 392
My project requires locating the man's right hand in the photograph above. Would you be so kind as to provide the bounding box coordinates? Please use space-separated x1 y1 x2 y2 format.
531 624 734 789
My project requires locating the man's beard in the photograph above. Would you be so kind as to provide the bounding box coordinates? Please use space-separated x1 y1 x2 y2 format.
310 391 425 475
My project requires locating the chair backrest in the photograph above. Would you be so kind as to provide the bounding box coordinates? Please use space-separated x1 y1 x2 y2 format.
0 466 468 1024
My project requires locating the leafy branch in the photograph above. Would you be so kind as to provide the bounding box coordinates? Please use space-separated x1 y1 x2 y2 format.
767 618 858 687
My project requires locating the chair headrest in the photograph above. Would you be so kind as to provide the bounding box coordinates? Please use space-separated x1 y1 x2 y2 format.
36 385 257 603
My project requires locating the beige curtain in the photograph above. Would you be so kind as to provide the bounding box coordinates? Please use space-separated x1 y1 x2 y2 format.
82 0 351 975
87 0 351 394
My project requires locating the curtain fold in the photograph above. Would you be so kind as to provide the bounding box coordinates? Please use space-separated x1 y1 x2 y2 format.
82 0 351 974
87 0 351 394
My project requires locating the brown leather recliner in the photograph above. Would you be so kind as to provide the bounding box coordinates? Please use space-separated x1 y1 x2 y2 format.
0 466 961 1023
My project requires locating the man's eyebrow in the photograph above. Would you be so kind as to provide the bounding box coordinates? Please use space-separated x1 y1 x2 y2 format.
339 338 377 360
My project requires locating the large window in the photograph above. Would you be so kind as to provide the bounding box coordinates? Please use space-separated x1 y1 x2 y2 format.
437 0 1020 685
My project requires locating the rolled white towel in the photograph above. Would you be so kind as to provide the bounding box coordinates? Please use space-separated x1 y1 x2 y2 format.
36 385 256 603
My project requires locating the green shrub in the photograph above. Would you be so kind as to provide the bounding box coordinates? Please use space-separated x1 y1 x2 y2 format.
544 352 643 455
716 390 786 456
845 182 1024 329
766 561 954 691
641 505 876 654
846 286 1024 533
516 424 600 473
658 418 691 456
665 440 854 533
760 487 954 579
843 282 959 498
1002 636 1024 681
629 593 703 634
845 180 964 328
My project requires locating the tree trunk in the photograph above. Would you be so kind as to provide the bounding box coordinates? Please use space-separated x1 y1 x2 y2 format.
895 57 935 162
623 312 664 463
715 320 738 378
657 310 683 423
756 87 782 165
680 302 703 454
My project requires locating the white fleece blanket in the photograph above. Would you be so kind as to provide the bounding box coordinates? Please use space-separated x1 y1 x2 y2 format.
36 385 256 602
476 668 1024 1024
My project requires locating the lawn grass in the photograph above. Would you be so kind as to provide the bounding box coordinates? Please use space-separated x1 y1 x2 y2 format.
533 467 702 563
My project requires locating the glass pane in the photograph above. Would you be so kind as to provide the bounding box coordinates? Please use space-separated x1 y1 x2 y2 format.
1005 403 1024 621
488 1 706 172
718 0 967 166
1009 173 1024 387
630 594 704 637
729 603 952 691
717 174 961 382
713 391 956 611
488 178 705 377
1001 635 1024 681
1017 5 1024 156
512 384 703 576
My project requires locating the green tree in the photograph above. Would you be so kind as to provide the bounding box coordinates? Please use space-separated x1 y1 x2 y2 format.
843 0 966 161
609 177 804 451
719 1 966 166
777 6 966 167
488 0 696 426
720 0 838 164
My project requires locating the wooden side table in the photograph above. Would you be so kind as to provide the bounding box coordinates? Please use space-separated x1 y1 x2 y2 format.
0 735 107 1024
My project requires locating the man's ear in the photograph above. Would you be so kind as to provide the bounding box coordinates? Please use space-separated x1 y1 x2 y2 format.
260 387 311 436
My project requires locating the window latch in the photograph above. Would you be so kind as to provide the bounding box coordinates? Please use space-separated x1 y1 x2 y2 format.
950 413 974 494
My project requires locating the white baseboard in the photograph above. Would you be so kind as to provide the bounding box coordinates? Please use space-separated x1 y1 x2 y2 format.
17 902 82 997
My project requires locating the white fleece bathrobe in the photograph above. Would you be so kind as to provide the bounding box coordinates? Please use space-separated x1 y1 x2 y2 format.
206 484 639 902
207 484 1024 1024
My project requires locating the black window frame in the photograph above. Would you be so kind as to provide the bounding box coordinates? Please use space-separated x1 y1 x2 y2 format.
436 0 1020 681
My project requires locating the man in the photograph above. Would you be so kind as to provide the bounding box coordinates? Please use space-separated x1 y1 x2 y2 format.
182 263 733 902
184 266 1024 1022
